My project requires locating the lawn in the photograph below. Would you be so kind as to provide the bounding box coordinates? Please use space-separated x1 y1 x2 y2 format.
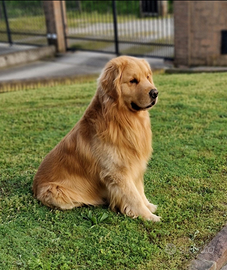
0 72 227 270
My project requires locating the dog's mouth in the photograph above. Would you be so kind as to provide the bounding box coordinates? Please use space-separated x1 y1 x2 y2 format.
131 99 157 111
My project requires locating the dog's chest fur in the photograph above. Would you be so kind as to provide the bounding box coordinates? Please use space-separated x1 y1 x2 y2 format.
85 94 153 181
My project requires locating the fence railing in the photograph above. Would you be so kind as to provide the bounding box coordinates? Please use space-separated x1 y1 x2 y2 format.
0 0 174 59
0 0 47 46
65 0 174 59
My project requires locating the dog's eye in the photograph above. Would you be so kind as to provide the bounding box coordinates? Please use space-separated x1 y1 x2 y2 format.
147 75 150 79
130 78 138 84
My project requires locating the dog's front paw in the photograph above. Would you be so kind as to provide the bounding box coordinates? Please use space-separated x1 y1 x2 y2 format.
147 203 157 213
124 205 161 222
140 207 161 222
147 213 161 222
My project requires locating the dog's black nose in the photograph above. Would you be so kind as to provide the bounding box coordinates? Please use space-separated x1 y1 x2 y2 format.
149 89 158 99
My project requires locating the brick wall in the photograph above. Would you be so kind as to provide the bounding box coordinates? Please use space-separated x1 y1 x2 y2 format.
174 1 227 66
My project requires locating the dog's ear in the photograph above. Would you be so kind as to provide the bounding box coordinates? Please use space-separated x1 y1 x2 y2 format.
98 59 123 100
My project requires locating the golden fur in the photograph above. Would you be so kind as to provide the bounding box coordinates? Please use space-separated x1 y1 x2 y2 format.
33 56 160 221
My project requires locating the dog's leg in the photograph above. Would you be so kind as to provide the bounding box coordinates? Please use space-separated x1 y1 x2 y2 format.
142 196 158 213
135 179 158 213
105 175 160 222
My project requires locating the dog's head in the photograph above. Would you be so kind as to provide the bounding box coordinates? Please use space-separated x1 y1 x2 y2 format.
98 56 158 112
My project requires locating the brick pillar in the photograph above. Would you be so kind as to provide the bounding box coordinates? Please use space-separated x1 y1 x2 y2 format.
174 1 227 67
43 1 67 53
174 1 191 67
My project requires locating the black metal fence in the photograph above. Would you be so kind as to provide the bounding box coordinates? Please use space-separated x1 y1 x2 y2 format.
0 0 174 60
65 0 174 59
0 0 47 46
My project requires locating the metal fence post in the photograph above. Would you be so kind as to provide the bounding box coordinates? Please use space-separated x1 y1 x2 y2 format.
60 0 68 51
2 0 12 45
112 0 119 55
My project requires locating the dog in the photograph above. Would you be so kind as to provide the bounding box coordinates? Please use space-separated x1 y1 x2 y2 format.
33 56 160 222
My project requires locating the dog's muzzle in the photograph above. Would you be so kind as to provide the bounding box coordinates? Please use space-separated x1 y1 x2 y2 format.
131 89 158 111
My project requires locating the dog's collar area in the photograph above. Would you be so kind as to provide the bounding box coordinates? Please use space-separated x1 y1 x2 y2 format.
131 100 156 111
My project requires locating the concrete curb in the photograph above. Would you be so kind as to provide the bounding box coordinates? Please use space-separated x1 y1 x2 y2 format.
0 74 99 93
0 45 56 70
189 224 227 270
0 67 165 93
165 67 227 74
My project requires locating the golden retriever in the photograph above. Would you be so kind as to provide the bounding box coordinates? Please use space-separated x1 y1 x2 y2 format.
33 56 160 222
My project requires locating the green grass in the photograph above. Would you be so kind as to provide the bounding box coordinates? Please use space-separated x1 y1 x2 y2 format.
0 15 46 33
69 40 113 52
0 73 227 270
120 40 173 57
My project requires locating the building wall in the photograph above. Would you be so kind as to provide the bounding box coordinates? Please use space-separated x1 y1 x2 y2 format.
174 1 227 66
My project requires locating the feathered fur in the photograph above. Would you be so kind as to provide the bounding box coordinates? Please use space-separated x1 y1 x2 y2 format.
33 56 160 221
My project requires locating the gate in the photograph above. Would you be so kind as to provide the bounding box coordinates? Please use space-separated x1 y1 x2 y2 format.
65 0 174 59
0 0 47 46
